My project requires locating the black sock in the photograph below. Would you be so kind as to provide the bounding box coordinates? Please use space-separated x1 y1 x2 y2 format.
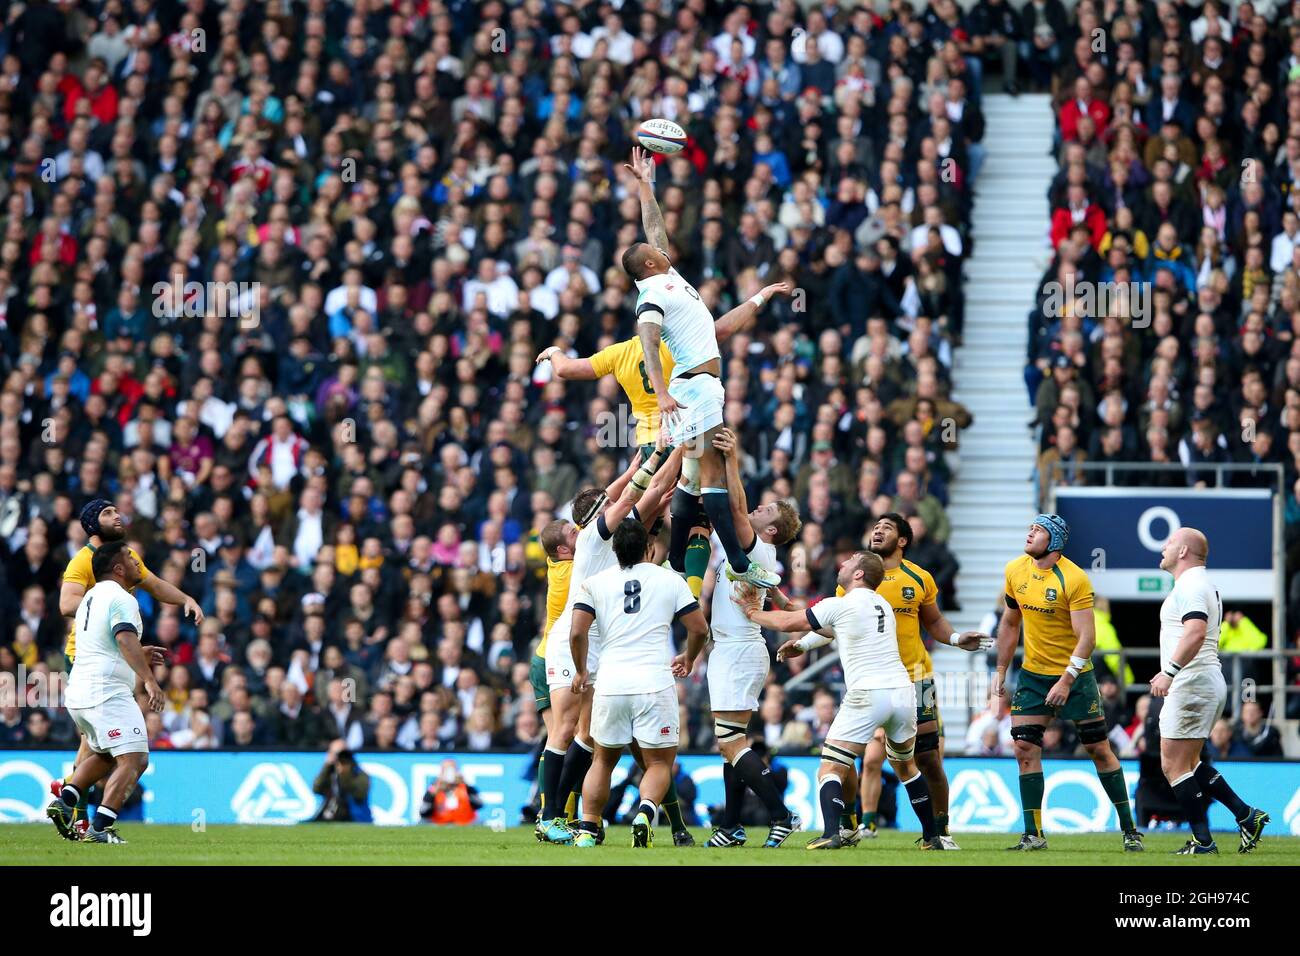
576 819 599 834
903 772 938 840
702 488 749 571
818 777 846 838
1193 761 1251 823
92 805 118 832
1171 771 1214 844
721 762 745 829
556 740 593 817
540 747 567 821
60 784 80 810
638 799 658 825
669 487 701 573
733 747 789 823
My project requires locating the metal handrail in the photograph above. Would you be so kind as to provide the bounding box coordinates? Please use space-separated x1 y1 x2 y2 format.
1050 460 1285 491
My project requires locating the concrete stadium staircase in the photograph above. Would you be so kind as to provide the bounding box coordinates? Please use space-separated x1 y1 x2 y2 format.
934 93 1055 739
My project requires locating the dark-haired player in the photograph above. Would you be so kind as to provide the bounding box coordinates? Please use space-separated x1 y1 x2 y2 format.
537 449 683 843
48 499 202 839
48 541 166 844
568 520 710 848
622 146 780 592
994 515 1143 852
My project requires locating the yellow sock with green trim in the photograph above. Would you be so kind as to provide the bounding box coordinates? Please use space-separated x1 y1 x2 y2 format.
685 534 710 598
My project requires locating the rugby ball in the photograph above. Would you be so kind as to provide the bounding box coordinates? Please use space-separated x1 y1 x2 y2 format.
635 118 687 155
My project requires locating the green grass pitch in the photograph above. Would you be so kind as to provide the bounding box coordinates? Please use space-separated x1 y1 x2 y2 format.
4 824 1299 865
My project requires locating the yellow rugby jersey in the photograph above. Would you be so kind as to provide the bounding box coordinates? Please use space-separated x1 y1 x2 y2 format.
877 560 939 681
588 337 675 446
836 560 938 680
536 556 573 658
62 544 151 661
1004 554 1094 676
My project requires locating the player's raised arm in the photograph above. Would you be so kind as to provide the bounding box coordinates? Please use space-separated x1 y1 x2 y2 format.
536 345 597 381
712 427 754 550
624 146 670 256
139 571 205 624
713 281 792 342
636 318 678 426
632 445 684 520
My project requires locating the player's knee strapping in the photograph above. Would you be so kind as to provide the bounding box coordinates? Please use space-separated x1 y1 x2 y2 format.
1077 720 1108 745
820 742 857 769
1011 724 1045 749
715 719 748 745
885 737 915 762
914 731 941 755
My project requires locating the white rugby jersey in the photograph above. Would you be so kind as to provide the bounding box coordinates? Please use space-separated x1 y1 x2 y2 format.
65 580 143 708
576 562 698 696
1158 565 1223 678
711 538 777 644
804 587 911 692
546 510 630 649
635 266 720 379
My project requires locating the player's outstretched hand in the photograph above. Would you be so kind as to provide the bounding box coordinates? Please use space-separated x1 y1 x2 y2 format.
775 638 804 662
954 630 994 652
570 670 589 694
145 680 166 713
671 653 693 678
712 427 737 456
623 145 654 184
1148 671 1171 698
148 646 169 667
183 596 205 624
758 281 792 302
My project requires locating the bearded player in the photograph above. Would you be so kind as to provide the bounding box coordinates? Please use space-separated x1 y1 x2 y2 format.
994 515 1143 852
536 277 790 600
621 146 780 591
47 499 202 840
851 513 991 848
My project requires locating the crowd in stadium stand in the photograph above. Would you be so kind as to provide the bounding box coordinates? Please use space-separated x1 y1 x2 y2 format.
0 0 1292 765
0 0 987 758
1030 0 1300 717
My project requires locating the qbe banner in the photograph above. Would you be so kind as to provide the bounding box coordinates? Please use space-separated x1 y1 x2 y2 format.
3 751 1299 834
1053 488 1275 600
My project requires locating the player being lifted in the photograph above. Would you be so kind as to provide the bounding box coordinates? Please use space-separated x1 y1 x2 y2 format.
537 447 686 844
1149 527 1268 855
674 428 802 848
536 275 791 600
47 541 165 844
994 515 1143 852
852 514 991 848
620 145 780 591
568 520 711 848
742 551 946 849
49 498 202 839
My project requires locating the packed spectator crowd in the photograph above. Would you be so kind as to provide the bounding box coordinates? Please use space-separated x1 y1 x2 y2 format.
1026 0 1300 717
0 0 990 757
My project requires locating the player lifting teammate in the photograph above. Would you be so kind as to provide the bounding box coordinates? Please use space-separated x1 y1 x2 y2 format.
620 146 780 592
675 428 802 848
1150 527 1268 855
743 551 946 850
567 520 710 848
537 449 684 844
994 515 1143 852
